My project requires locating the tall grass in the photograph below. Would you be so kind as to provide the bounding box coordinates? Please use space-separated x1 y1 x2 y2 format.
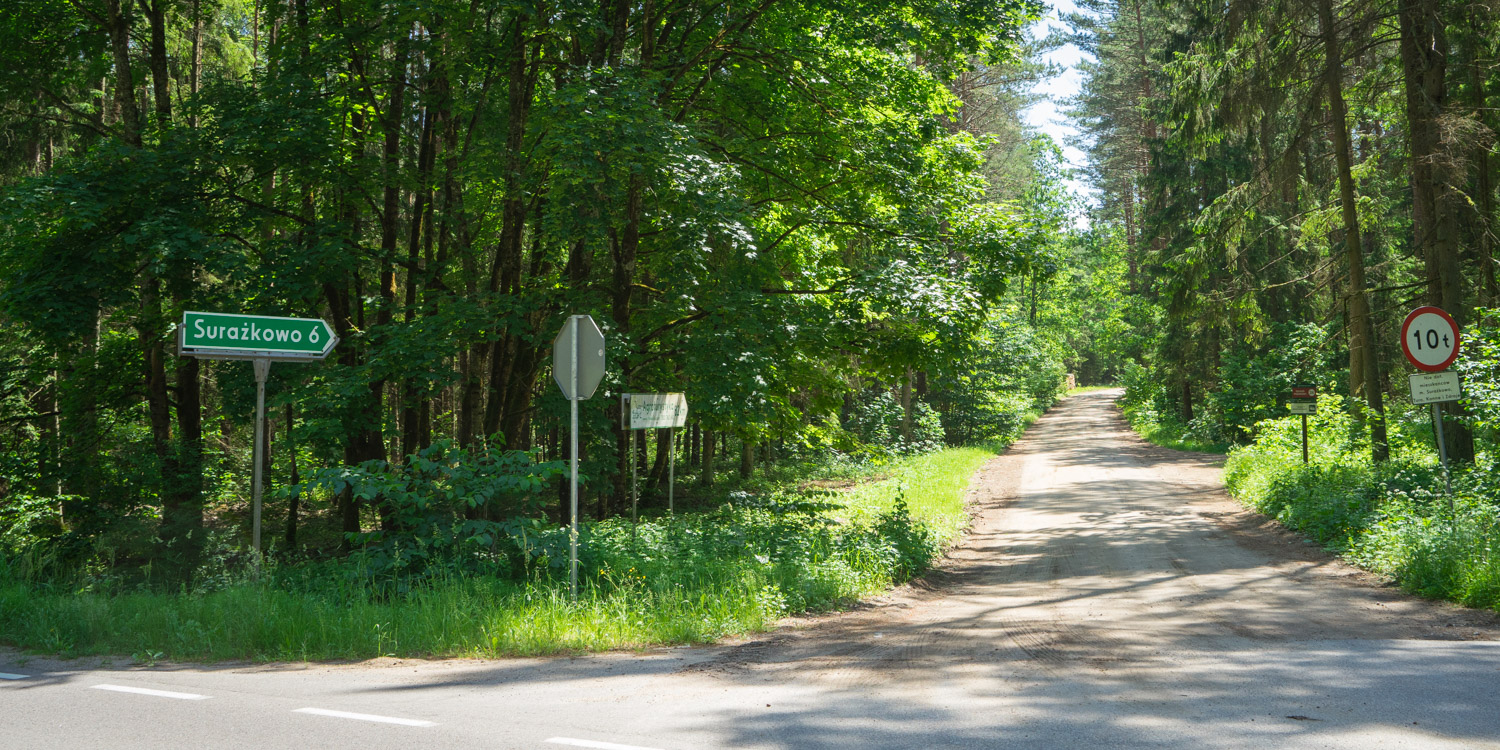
0 446 998 662
836 446 995 545
1224 401 1500 612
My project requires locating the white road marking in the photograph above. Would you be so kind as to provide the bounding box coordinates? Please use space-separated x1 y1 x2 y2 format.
293 708 436 727
545 738 669 750
92 684 209 700
0 672 29 680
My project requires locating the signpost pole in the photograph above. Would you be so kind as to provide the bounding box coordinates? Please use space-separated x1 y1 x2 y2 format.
569 317 580 602
251 358 271 567
1301 414 1308 464
1432 402 1452 504
668 428 675 514
631 429 639 530
178 311 338 567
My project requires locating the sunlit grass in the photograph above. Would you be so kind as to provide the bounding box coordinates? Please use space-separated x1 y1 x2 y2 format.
1132 422 1230 454
1225 409 1500 614
836 446 996 545
0 445 1003 663
1065 385 1117 396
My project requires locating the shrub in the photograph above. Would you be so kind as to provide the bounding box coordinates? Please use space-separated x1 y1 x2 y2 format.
294 440 565 582
1226 383 1500 613
847 389 945 455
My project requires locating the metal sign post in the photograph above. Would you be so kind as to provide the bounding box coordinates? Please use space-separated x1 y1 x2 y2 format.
552 315 605 600
621 393 689 521
571 323 580 597
1433 402 1451 498
626 396 638 528
176 311 338 567
1302 413 1308 464
251 359 270 557
1410 370 1463 502
1401 307 1463 508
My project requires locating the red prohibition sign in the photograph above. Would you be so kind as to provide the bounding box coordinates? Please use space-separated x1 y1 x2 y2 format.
1400 306 1461 372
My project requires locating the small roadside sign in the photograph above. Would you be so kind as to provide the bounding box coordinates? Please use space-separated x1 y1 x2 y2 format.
1400 309 1463 500
1400 306 1461 372
1410 371 1461 405
1287 401 1317 415
179 311 337 360
176 310 339 564
1290 384 1317 399
623 393 689 430
620 393 690 521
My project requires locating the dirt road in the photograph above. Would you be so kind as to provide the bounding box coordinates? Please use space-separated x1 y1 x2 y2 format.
6 390 1499 748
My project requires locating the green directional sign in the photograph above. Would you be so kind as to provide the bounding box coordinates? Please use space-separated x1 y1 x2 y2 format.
179 311 338 359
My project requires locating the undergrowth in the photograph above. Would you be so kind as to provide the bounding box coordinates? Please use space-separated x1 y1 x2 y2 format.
0 446 998 662
1225 397 1500 612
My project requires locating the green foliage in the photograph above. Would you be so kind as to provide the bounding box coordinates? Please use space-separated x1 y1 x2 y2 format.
0 445 990 660
0 0 1090 658
847 390 945 455
930 315 1065 444
1119 322 1341 453
1119 362 1227 453
1226 385 1500 612
295 441 565 580
1458 310 1500 435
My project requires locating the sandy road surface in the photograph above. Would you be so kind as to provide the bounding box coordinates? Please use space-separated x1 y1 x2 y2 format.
4 389 1500 749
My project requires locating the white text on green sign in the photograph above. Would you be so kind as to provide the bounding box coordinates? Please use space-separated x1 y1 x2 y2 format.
180 311 337 357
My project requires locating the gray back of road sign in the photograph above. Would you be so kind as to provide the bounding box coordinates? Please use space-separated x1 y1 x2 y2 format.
553 315 605 401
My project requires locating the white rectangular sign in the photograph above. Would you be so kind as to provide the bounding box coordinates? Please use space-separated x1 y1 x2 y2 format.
1410 371 1461 405
625 393 688 429
1287 401 1317 415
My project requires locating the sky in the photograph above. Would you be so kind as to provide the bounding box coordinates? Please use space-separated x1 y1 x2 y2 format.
1020 0 1097 214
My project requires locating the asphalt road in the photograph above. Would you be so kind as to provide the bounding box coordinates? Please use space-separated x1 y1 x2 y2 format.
4 389 1499 749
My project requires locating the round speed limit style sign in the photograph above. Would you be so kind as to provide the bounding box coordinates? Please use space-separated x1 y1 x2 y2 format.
1400 306 1461 372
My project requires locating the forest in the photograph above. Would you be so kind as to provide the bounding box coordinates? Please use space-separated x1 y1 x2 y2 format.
0 0 1498 659
1075 0 1500 608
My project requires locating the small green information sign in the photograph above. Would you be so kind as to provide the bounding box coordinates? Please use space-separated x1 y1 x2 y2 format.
179 311 338 359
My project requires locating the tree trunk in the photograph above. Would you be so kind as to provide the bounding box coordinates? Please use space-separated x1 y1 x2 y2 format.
900 369 913 443
285 403 300 548
1318 0 1388 462
1399 0 1474 462
166 354 205 566
139 277 187 576
60 311 101 523
739 439 753 480
1472 43 1498 308
104 0 141 146
38 370 58 495
143 0 171 125
400 106 436 460
483 19 539 444
701 428 716 487
189 0 202 128
1180 379 1193 422
645 428 669 495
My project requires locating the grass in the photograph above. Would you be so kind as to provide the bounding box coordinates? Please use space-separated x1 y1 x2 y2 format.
835 445 996 545
0 446 1001 663
1224 403 1500 613
1130 421 1229 454
1065 385 1117 396
1116 395 1230 454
